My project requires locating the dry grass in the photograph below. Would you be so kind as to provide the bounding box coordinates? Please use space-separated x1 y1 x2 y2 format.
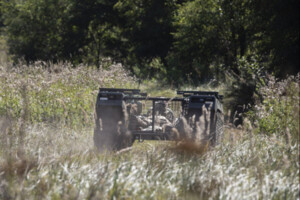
0 62 137 128
0 122 298 199
252 74 300 141
0 62 299 199
169 105 215 154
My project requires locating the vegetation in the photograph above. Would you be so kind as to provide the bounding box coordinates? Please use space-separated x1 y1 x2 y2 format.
0 0 299 198
0 0 299 83
0 125 298 199
0 63 299 199
251 74 300 139
0 62 136 128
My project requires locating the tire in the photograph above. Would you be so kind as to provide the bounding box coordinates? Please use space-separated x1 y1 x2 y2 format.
214 111 224 145
94 113 133 151
93 124 117 151
114 123 134 150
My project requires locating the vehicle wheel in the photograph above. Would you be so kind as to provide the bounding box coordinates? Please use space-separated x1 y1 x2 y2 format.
213 111 224 145
114 123 134 150
94 118 133 151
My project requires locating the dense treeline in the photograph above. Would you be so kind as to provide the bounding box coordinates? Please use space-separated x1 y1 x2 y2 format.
0 0 299 84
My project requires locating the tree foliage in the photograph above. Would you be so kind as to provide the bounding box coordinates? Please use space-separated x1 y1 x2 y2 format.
251 0 299 76
112 0 177 78
1 0 71 62
0 0 298 82
167 0 224 83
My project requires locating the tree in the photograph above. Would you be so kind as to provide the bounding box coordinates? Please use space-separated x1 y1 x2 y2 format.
63 0 119 66
1 0 298 81
167 0 225 84
1 0 119 64
1 0 74 62
251 0 299 76
113 0 177 77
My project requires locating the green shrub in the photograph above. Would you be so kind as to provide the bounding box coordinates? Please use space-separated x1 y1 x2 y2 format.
223 56 266 125
251 74 299 141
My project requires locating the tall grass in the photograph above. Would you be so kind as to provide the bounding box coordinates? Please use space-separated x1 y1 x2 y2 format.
0 62 299 199
0 124 298 199
250 74 300 141
0 62 137 128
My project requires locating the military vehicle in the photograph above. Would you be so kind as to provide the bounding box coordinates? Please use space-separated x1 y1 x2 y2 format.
94 88 223 150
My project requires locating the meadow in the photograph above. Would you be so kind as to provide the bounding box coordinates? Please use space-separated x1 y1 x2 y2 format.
0 62 299 199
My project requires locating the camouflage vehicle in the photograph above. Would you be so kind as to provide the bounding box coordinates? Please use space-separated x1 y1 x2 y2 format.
94 88 223 150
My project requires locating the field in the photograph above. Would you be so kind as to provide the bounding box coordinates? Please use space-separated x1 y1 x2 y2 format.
0 62 299 199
